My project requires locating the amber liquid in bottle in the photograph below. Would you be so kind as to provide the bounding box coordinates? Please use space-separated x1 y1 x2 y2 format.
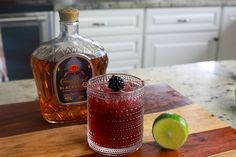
31 55 108 123
31 8 108 123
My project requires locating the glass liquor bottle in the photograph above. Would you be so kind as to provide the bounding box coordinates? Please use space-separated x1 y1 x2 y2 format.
31 8 108 123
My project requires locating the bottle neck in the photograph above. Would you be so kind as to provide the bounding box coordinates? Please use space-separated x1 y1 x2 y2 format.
59 21 79 37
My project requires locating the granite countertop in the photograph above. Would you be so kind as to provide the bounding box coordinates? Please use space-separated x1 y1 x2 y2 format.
1 0 236 13
53 0 236 10
0 60 236 128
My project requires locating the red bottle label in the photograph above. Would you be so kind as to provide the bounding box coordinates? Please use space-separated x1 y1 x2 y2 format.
54 54 94 105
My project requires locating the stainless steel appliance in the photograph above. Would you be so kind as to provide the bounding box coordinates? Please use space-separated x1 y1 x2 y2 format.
0 11 53 81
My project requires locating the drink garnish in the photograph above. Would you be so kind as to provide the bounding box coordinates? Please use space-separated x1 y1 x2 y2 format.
108 75 125 91
152 112 189 150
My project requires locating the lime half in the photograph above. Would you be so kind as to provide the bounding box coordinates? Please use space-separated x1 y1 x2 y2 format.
152 112 189 150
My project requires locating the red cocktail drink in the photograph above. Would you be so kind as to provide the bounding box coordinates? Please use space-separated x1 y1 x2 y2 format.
87 74 144 156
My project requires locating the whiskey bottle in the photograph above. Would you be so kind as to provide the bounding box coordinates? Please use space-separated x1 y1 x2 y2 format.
31 8 108 123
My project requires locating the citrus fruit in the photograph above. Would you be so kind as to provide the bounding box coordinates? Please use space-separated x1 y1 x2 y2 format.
152 112 189 150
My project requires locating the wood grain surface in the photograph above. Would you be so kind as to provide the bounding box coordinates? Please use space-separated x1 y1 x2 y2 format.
0 84 235 157
143 104 228 142
128 127 236 157
0 84 192 137
209 150 236 157
144 84 193 114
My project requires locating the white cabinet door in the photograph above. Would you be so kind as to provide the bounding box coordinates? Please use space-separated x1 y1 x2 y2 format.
79 9 144 37
218 7 236 60
107 60 140 73
89 35 142 72
53 9 144 72
144 32 218 67
146 7 221 33
53 9 144 37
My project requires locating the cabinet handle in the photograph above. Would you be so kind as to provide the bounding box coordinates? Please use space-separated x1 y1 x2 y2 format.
213 37 219 42
177 19 191 23
92 22 106 26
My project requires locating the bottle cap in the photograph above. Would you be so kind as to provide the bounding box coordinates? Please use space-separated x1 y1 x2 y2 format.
59 8 79 22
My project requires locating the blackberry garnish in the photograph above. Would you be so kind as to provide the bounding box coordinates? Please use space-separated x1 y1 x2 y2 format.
108 75 125 92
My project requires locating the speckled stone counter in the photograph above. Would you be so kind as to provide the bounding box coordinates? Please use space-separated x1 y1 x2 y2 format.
0 60 236 128
53 0 236 10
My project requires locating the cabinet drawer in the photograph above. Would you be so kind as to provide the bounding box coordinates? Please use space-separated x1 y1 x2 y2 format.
144 32 218 67
89 35 143 72
146 7 221 33
89 35 142 61
107 60 141 73
54 9 143 37
79 9 144 37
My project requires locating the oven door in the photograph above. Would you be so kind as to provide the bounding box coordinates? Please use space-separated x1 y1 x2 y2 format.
0 12 53 81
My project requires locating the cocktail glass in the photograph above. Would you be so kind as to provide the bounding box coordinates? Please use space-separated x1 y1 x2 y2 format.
87 73 144 156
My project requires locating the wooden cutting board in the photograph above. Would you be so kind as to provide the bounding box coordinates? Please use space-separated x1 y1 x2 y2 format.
1 84 236 157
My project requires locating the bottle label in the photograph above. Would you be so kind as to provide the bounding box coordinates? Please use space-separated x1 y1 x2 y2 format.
54 54 94 105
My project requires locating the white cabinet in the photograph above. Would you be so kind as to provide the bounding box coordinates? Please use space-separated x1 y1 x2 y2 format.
144 32 218 67
79 9 143 37
146 8 221 33
53 7 223 69
218 7 236 60
89 35 142 72
144 7 221 67
54 9 144 72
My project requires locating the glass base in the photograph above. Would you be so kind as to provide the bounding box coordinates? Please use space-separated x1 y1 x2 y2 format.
88 137 142 156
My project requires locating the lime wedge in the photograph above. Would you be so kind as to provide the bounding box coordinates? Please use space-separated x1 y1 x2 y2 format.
152 112 189 150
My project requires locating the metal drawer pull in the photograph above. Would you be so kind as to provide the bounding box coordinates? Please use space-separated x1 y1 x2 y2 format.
177 19 191 23
92 22 106 26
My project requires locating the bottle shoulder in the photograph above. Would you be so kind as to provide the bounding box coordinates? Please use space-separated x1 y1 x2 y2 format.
32 35 106 62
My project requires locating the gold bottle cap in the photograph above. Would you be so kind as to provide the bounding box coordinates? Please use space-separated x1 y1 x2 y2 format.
59 8 80 22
